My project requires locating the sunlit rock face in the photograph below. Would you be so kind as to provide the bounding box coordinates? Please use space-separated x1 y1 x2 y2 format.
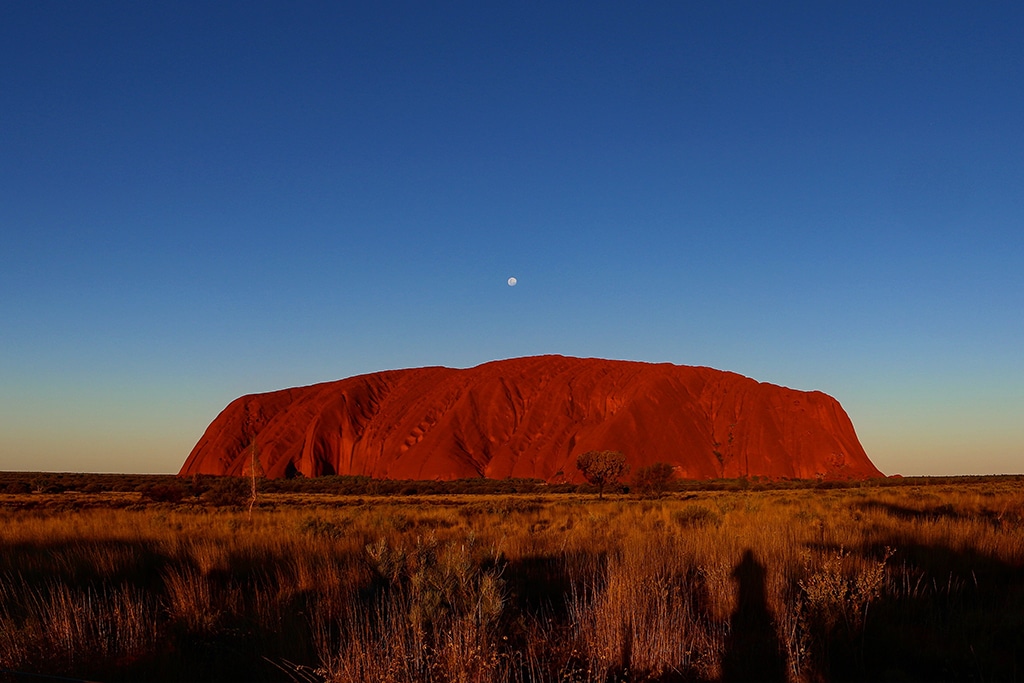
179 355 882 481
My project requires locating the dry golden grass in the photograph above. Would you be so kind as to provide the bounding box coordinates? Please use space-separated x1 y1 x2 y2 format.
0 479 1022 681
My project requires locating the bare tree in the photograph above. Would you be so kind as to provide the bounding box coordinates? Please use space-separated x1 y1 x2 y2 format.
575 450 629 499
244 438 263 520
242 405 264 521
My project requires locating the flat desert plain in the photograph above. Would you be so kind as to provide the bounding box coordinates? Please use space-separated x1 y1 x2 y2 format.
1 474 1022 682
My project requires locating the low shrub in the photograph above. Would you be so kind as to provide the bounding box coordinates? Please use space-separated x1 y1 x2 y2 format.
298 516 348 539
138 483 186 504
202 477 248 507
633 462 675 496
672 504 722 528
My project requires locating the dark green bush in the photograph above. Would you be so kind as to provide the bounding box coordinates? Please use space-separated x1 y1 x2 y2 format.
203 477 248 507
139 482 186 503
3 481 32 495
633 462 675 496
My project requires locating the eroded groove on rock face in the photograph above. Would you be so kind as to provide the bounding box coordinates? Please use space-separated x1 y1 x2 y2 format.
179 355 882 481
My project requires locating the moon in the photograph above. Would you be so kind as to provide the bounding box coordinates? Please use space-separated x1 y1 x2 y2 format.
507 277 517 287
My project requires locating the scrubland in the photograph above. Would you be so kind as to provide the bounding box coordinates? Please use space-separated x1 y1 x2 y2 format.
0 476 1022 682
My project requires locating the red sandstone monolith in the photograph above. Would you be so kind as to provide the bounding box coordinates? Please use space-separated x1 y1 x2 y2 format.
179 355 882 481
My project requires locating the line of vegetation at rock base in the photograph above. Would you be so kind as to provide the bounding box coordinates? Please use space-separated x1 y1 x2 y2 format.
2 469 1023 498
1 478 1023 682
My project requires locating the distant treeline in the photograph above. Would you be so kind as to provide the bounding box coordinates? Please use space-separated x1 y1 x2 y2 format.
1 470 1021 497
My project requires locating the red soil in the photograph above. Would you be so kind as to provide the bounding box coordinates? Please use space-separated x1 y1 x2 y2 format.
179 355 882 481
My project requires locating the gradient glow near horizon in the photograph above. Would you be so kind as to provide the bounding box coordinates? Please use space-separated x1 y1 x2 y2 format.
2 3 1022 477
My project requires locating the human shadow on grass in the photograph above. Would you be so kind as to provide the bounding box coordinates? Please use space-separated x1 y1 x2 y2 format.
720 549 787 683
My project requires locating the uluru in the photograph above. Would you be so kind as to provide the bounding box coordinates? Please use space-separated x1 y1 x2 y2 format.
180 355 882 481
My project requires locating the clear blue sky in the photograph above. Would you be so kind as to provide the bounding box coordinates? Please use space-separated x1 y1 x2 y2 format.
2 2 1022 476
